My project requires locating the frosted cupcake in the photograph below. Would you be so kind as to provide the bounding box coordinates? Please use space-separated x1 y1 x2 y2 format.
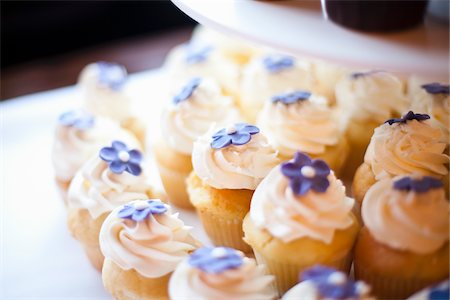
240 53 318 122
169 246 277 300
243 152 359 295
100 199 200 300
354 175 449 299
282 265 374 300
187 123 279 252
52 110 139 201
352 111 449 220
67 140 161 270
335 70 407 178
164 42 240 98
78 62 146 146
257 90 348 174
408 80 449 145
154 77 240 208
408 280 449 300
312 60 348 105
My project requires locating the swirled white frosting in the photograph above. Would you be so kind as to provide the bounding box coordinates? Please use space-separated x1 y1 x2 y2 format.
192 130 280 190
164 44 240 95
282 280 374 300
99 200 199 278
169 257 276 300
52 116 139 182
364 120 449 180
249 166 354 244
257 95 341 157
362 177 449 254
335 71 407 123
67 157 154 219
161 78 241 155
78 62 133 121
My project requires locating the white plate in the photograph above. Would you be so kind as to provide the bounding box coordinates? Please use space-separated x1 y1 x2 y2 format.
1 69 211 298
171 0 449 79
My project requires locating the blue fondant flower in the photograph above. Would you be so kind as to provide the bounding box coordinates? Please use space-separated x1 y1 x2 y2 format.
350 70 382 79
385 111 430 125
393 176 443 193
263 55 294 73
173 77 202 104
188 247 243 273
271 90 312 104
421 83 450 95
301 265 369 299
97 61 127 90
58 110 95 130
118 200 167 222
281 152 330 196
429 280 449 300
210 123 260 149
99 141 142 175
185 43 213 64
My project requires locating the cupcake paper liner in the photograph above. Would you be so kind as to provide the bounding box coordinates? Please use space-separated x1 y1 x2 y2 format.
155 162 193 209
83 242 104 271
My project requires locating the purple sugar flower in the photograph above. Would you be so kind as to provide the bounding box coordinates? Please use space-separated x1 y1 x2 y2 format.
188 247 243 274
393 176 443 193
429 281 449 300
173 77 202 104
263 55 294 73
58 110 94 130
271 90 312 105
421 83 450 95
385 111 430 125
281 152 330 196
118 200 167 222
350 70 383 79
99 141 142 175
97 61 127 90
210 123 260 149
185 43 213 64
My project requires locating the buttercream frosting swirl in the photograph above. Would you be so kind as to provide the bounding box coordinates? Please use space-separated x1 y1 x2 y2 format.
52 115 139 182
249 165 354 244
192 129 280 189
67 156 154 219
169 256 276 300
161 77 240 155
282 280 374 300
99 200 199 278
336 71 407 123
257 93 341 157
362 176 449 254
364 120 449 180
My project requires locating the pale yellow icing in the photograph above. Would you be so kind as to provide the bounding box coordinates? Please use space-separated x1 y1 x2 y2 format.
362 176 449 254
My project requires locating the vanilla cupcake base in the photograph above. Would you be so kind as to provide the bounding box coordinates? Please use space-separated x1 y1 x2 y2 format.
55 178 71 206
102 258 170 300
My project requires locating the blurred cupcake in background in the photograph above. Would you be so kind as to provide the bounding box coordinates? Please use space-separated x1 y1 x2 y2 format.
78 61 147 146
100 199 200 300
154 77 241 209
354 175 449 299
257 90 348 175
311 59 348 105
169 246 277 300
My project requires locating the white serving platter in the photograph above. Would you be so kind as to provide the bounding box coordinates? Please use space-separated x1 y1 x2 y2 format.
1 69 211 299
171 0 449 79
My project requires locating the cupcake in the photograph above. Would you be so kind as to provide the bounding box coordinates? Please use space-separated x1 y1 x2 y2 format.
354 175 449 299
154 77 240 208
243 152 359 295
282 265 374 300
187 123 279 252
67 140 161 270
78 61 146 146
240 53 318 122
408 280 449 300
335 70 407 178
164 42 240 99
52 110 139 202
352 111 449 221
169 246 277 300
100 199 200 300
257 90 348 174
408 79 449 145
312 60 348 105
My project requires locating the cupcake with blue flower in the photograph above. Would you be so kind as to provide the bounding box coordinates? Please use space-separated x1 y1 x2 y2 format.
408 280 449 300
243 152 359 295
100 199 200 300
67 140 163 271
187 122 279 252
169 246 277 300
